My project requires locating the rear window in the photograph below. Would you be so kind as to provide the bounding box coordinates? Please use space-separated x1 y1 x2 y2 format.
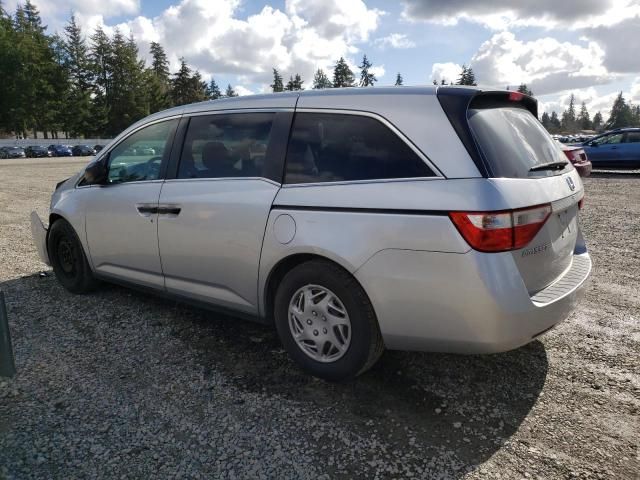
468 106 569 178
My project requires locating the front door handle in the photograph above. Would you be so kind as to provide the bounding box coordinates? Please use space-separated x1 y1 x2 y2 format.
136 203 157 217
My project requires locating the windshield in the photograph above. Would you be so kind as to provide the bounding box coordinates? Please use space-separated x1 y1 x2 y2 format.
468 106 569 178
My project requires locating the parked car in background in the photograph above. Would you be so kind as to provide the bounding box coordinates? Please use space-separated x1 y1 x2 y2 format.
31 87 591 381
72 145 96 156
581 128 640 168
25 145 51 158
48 144 73 157
0 146 26 159
560 144 591 177
94 144 105 152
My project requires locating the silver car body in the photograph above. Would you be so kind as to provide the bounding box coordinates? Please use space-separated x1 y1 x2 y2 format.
32 87 591 354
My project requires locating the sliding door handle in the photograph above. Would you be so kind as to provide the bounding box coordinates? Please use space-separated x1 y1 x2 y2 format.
157 204 181 216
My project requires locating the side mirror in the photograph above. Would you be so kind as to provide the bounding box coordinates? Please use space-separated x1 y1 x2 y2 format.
588 141 598 147
83 157 108 184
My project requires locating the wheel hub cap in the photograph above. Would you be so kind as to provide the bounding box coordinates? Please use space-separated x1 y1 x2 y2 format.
288 285 351 363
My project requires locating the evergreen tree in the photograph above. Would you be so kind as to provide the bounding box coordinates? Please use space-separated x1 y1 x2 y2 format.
541 112 551 130
332 57 355 88
188 70 208 102
63 15 93 137
549 111 561 132
592 111 603 132
147 41 171 112
89 26 111 136
225 84 238 97
577 101 591 130
394 72 403 86
631 105 640 126
561 94 577 132
604 92 633 130
456 65 477 86
358 54 376 87
171 57 193 106
517 84 533 96
312 68 332 89
207 78 222 99
285 73 304 91
271 68 283 92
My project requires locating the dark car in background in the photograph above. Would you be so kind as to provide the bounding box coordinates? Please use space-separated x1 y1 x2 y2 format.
72 145 96 156
0 146 26 159
581 128 640 168
25 145 51 158
48 144 73 157
94 144 105 152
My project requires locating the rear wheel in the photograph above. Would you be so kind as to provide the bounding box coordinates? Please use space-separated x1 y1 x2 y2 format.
274 260 384 381
48 219 98 294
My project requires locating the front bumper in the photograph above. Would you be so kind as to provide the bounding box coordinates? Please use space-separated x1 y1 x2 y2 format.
30 211 50 265
355 248 591 354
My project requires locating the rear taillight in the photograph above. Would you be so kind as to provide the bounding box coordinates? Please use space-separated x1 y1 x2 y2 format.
449 204 552 253
578 197 585 210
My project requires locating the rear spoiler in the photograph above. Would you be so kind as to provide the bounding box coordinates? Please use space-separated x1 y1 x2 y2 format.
437 87 538 178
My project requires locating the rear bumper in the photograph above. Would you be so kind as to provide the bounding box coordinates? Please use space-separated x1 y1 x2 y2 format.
30 211 50 265
355 247 591 354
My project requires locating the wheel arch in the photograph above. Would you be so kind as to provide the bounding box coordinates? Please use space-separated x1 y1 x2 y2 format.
262 252 368 325
47 212 94 271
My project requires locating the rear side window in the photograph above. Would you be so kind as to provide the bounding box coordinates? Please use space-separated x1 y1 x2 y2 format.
178 113 275 179
468 106 568 178
284 113 434 184
625 131 640 143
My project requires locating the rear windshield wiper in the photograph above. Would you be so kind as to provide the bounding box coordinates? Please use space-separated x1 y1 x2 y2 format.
529 161 568 172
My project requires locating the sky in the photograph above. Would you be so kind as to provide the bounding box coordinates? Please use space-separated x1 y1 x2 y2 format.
6 0 640 116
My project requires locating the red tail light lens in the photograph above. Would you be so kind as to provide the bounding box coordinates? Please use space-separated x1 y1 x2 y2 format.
578 197 584 210
450 204 552 252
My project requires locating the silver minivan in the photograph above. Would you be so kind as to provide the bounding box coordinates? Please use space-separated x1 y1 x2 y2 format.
31 87 591 380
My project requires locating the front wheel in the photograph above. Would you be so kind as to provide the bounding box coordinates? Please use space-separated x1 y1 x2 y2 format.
274 260 384 381
47 219 98 294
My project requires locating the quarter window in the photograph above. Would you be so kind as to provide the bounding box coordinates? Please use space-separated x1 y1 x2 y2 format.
177 113 276 179
594 133 624 145
107 119 178 184
284 113 434 184
625 131 640 143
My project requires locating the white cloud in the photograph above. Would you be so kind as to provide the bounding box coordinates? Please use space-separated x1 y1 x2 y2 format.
470 32 613 95
582 15 640 73
93 0 383 86
400 0 640 30
234 85 254 96
374 33 416 49
431 62 461 84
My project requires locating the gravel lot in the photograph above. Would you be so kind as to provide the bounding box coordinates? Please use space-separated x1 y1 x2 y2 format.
0 158 638 479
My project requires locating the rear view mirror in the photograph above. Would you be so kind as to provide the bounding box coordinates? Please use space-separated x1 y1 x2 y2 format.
83 158 108 184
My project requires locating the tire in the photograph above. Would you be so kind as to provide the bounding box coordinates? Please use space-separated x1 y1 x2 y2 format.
274 259 384 381
47 219 98 294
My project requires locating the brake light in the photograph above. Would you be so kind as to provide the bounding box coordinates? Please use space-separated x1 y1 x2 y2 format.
578 197 584 210
509 91 524 101
449 204 552 252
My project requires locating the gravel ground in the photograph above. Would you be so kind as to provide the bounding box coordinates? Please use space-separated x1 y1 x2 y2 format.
0 159 638 479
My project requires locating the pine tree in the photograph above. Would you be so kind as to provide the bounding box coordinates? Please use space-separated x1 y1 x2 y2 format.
332 57 355 88
395 72 403 86
285 73 304 91
561 94 577 132
358 54 376 87
207 78 222 99
189 70 208 102
631 105 640 126
89 26 111 136
312 68 332 89
517 84 533 96
225 84 238 97
541 112 551 130
63 15 93 137
271 68 283 92
592 111 603 132
604 92 633 130
147 41 171 112
550 111 561 132
171 57 193 106
577 101 591 130
456 65 477 86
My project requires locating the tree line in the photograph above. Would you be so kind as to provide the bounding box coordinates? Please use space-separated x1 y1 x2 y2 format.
1 2 638 139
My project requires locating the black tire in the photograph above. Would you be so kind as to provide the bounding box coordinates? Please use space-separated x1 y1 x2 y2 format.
47 219 98 294
274 259 384 381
